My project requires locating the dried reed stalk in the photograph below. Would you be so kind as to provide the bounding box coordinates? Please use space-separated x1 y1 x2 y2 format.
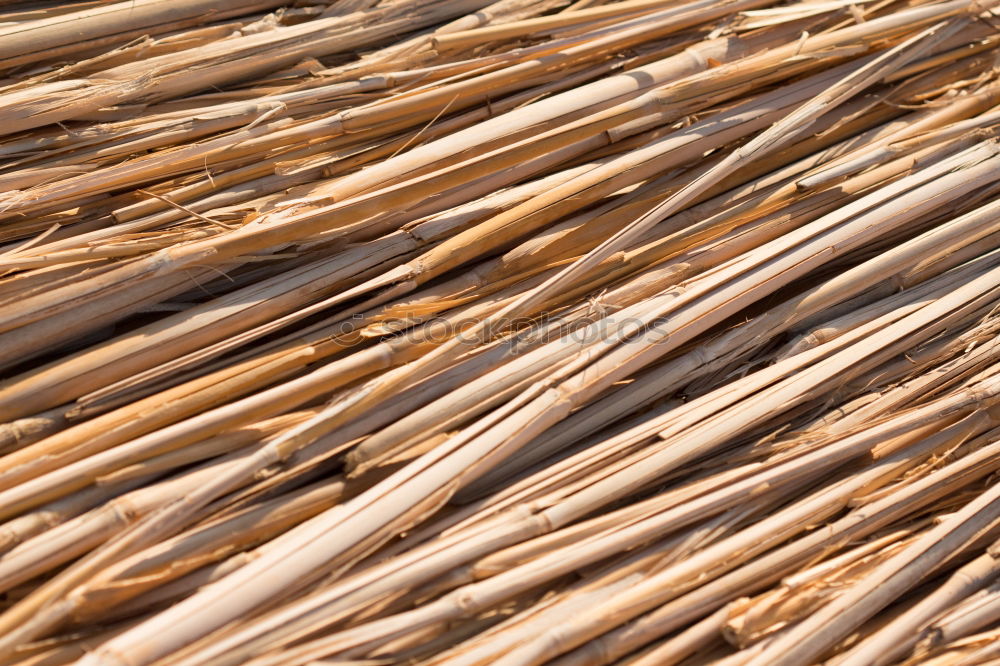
1 1 1000 664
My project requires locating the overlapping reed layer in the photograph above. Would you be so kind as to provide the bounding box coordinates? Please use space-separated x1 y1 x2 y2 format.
2 0 1000 664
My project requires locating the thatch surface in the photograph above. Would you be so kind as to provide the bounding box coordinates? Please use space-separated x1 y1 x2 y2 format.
1 0 1000 664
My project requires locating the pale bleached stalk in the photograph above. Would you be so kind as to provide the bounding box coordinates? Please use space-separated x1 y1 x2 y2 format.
456 137 995 487
126 149 1000 664
12 158 600 419
243 392 995 663
745 466 1000 664
3 3 1000 664
435 412 998 665
257 16 973 503
433 0 694 50
553 427 1000 665
0 414 309 597
176 363 1000 665
626 605 732 666
833 537 1000 666
69 479 346 624
456 13 963 337
0 0 291 69
0 0 961 377
912 628 1000 664
0 291 622 651
723 530 921 648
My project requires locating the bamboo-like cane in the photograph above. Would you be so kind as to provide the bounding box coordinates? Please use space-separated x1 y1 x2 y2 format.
2 2 1000 664
832 536 1000 665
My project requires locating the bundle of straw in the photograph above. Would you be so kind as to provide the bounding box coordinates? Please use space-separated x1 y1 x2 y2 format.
2 0 1000 663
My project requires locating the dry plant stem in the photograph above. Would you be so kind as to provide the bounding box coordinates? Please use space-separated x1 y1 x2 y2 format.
0 0 704 222
718 531 923 650
435 142 1000 512
460 240 1000 497
0 265 610 515
554 429 1000 666
0 406 68 456
459 255 992 556
458 143 1000 489
626 605 733 666
916 587 1000 656
832 537 1000 666
0 474 153 557
0 227 415 402
0 416 306 598
434 0 693 50
430 408 996 666
0 1 498 137
0 441 326 655
0 344 318 495
775 252 1000 361
115 141 992 664
0 302 585 649
0 342 385 517
1 3 999 664
474 294 992 568
290 13 968 478
0 0 964 367
416 510 757 666
165 505 551 666
304 50 1000 536
0 134 628 394
0 0 291 70
794 83 1000 191
930 629 1000 664
451 11 962 333
743 466 1000 665
69 479 346 623
244 402 981 664
168 362 1000 666
0 154 600 420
